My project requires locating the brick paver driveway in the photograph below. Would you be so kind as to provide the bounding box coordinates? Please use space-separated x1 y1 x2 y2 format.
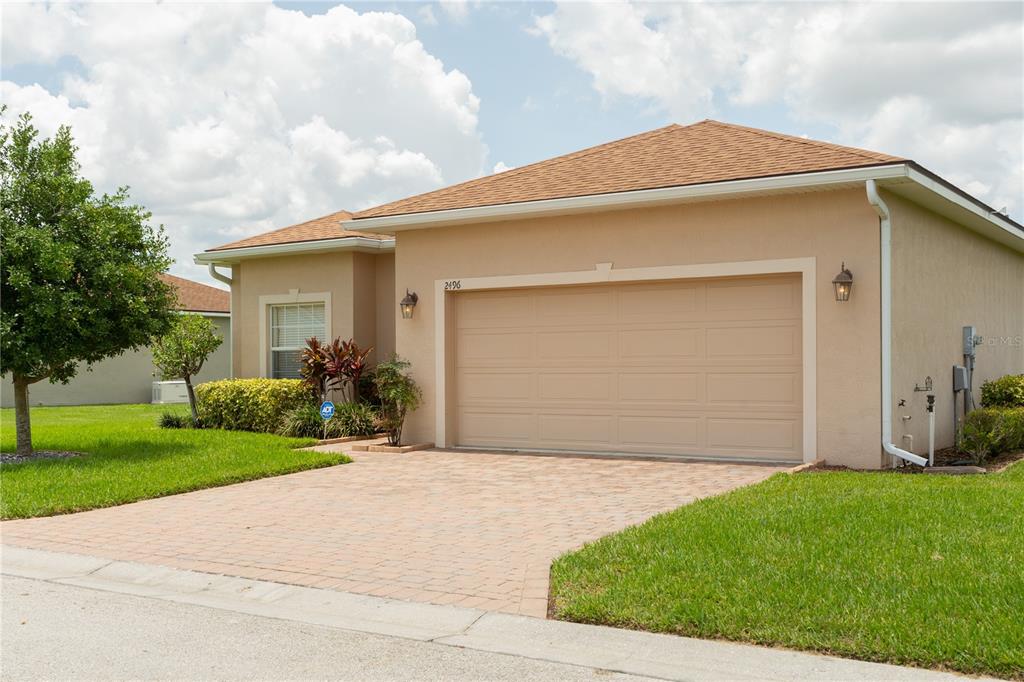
1 449 787 617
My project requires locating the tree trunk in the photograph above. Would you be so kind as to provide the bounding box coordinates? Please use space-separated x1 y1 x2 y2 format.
13 376 33 456
184 375 199 427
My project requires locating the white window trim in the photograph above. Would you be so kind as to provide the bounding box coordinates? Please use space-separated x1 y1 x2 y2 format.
433 258 817 463
258 291 332 378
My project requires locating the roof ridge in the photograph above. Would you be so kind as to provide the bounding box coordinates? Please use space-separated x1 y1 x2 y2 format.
207 208 395 252
700 120 899 163
275 209 352 232
354 124 683 218
232 209 352 241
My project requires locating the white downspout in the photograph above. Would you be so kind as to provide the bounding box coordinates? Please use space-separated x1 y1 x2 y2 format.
208 263 232 286
208 264 235 379
867 180 929 467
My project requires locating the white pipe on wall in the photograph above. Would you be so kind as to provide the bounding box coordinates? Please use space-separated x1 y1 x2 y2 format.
207 264 233 286
867 180 929 467
207 264 234 378
928 410 936 466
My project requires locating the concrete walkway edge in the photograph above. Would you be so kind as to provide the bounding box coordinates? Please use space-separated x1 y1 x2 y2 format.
1 546 977 682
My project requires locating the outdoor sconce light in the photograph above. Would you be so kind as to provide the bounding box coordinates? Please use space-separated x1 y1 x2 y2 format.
832 262 853 302
400 289 419 319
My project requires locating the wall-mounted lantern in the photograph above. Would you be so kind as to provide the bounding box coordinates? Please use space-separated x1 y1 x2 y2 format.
400 289 419 319
832 263 853 302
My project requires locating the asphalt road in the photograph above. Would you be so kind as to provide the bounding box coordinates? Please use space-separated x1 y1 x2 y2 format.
1 576 647 681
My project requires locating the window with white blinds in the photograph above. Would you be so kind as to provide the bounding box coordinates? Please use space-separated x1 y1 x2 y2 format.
270 303 325 379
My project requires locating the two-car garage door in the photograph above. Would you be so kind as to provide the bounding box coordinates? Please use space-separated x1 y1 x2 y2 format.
454 274 802 462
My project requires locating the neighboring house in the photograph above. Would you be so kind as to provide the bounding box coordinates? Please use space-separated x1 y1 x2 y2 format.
0 274 231 407
196 120 1023 469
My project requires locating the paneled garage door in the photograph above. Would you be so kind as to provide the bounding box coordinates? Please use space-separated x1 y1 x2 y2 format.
454 274 802 461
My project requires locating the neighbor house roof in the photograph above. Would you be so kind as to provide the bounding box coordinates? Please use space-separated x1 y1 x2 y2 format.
351 120 904 220
159 273 230 314
206 210 390 252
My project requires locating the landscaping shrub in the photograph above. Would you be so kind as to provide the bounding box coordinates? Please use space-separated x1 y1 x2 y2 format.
278 401 336 439
279 401 379 439
300 337 331 402
959 407 1024 464
299 337 374 403
374 356 422 446
980 374 1024 408
158 411 190 429
357 369 381 407
196 378 310 433
334 402 379 437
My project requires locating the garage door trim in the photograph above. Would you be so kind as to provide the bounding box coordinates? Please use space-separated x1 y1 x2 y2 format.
434 257 817 463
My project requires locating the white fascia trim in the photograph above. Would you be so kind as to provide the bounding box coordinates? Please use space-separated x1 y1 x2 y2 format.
433 257 817 463
194 237 395 265
904 166 1024 245
352 165 909 232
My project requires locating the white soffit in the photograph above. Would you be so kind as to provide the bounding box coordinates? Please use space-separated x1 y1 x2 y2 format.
194 236 396 265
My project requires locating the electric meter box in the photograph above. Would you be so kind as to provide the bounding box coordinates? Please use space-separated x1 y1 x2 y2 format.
952 365 968 391
963 326 977 357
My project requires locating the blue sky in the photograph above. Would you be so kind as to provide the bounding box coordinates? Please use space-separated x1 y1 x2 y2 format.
291 1 825 169
2 2 1020 283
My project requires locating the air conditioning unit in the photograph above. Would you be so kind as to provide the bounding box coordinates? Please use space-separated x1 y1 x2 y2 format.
152 380 189 404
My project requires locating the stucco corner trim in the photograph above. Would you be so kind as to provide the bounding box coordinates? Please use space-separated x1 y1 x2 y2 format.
433 257 818 463
257 291 333 378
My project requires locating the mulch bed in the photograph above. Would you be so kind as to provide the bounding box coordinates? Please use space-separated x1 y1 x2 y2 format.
0 450 83 465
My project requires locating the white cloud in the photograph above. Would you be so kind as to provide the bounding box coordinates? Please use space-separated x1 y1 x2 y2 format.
440 1 470 23
492 161 514 174
1 3 485 283
417 5 438 26
534 2 1023 216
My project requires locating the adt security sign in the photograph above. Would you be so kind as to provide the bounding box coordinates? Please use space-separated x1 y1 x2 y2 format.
319 401 335 420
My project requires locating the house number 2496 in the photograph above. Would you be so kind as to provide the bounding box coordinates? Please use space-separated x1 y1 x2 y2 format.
444 280 462 290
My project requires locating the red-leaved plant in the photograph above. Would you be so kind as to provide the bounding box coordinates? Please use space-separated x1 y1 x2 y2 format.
300 337 374 404
327 339 373 403
299 337 330 402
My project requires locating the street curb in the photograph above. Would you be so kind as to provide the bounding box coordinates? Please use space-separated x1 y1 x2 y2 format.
2 545 979 682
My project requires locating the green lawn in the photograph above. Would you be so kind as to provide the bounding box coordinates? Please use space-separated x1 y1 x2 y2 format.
1 404 348 519
551 462 1024 679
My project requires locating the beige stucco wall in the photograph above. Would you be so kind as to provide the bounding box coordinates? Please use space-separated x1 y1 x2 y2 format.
0 316 231 407
375 253 397 361
230 251 395 378
890 193 1024 453
394 188 887 468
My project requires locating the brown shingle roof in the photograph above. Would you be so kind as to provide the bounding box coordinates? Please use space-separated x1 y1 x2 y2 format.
352 120 904 220
207 210 390 252
159 273 230 314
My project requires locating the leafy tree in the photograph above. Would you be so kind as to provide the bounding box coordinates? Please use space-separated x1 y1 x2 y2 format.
373 356 422 446
152 314 224 426
1 111 176 455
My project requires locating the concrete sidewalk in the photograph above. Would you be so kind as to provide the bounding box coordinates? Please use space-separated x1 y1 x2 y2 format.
2 546 977 682
3 576 643 681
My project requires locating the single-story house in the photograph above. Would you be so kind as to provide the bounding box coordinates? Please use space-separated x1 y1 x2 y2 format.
196 120 1023 469
1 274 231 407
197 210 395 379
